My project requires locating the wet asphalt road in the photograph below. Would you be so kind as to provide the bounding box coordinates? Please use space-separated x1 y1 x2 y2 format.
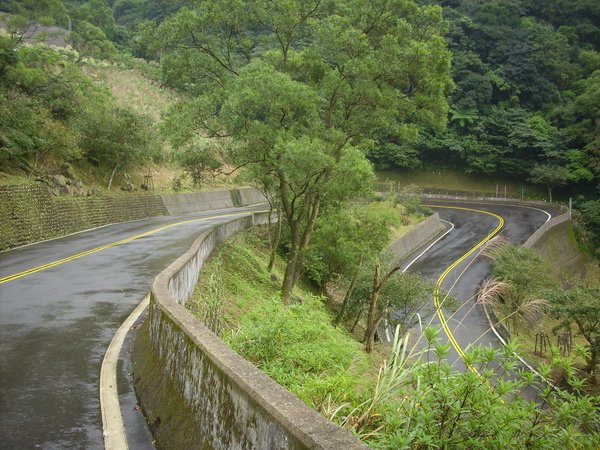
404 200 557 371
0 199 557 448
0 205 263 449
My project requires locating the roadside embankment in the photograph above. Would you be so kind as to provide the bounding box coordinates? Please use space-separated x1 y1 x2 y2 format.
523 213 586 278
0 185 265 251
132 213 368 449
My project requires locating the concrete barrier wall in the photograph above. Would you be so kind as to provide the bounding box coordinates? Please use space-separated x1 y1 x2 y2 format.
132 213 367 449
388 213 446 261
237 187 268 206
160 190 235 215
419 193 568 212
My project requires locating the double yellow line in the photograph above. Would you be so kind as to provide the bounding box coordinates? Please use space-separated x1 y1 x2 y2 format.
426 205 504 362
0 211 259 285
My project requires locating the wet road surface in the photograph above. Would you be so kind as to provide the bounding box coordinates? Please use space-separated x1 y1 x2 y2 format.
404 200 556 372
0 199 557 448
0 206 263 449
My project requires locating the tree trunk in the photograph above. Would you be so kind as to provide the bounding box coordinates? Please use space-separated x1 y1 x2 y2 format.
334 271 359 326
267 207 282 273
350 309 363 333
108 164 119 190
588 349 598 378
281 231 300 302
364 262 401 353
364 263 381 353
280 195 321 302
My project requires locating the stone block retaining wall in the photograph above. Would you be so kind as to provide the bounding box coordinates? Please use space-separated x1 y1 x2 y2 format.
0 184 266 251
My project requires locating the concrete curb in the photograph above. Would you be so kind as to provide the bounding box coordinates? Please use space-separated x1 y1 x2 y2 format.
100 294 150 450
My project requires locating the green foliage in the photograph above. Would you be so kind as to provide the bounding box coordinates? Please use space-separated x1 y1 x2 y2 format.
77 102 159 178
367 329 600 448
383 0 600 199
174 139 222 188
490 244 556 295
0 32 162 185
69 20 116 60
304 202 402 286
482 244 558 333
157 0 453 300
225 295 368 407
574 199 600 259
547 283 600 376
192 228 600 447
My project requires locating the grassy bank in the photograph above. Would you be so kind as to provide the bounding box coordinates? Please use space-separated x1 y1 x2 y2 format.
187 228 382 412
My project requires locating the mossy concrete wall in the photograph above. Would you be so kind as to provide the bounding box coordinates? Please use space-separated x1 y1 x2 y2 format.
0 185 266 251
524 213 585 278
388 213 446 262
132 214 368 450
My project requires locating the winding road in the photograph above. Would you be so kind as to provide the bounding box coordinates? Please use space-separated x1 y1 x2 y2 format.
0 198 556 448
402 200 557 372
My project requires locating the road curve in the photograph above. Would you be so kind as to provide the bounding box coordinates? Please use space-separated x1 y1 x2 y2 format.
403 200 557 370
0 205 264 449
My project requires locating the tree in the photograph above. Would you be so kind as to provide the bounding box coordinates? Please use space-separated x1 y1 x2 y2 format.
78 104 159 189
345 254 437 353
158 0 453 301
547 284 600 377
175 138 222 187
69 21 117 60
304 202 402 325
529 163 569 202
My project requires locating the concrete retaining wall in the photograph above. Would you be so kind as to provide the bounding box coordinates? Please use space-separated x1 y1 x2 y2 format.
524 213 585 278
132 213 367 450
388 213 446 261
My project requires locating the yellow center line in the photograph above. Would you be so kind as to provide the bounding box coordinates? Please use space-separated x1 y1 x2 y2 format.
0 210 266 285
424 205 504 367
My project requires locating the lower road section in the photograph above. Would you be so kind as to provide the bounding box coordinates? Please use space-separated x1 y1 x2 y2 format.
405 200 554 369
0 206 263 449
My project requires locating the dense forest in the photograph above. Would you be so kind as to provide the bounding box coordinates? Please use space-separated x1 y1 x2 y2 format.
2 0 598 253
2 0 599 196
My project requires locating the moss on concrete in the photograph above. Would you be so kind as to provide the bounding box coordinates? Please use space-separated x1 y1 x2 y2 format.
531 220 586 278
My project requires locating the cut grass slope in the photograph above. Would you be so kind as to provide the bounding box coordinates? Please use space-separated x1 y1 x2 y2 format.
377 168 547 200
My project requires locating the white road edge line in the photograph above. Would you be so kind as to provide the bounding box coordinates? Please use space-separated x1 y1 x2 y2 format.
384 219 455 342
100 293 150 450
402 219 455 273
